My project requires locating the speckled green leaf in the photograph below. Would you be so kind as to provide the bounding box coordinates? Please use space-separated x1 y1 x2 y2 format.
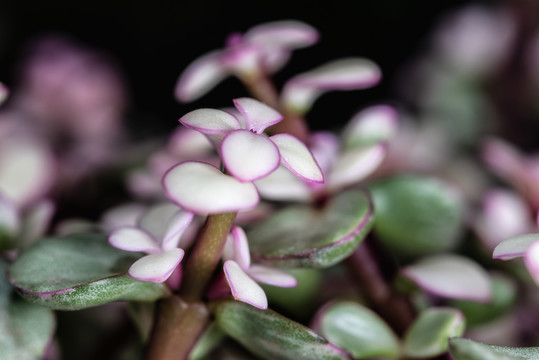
248 190 373 268
314 301 400 359
449 338 539 360
403 307 465 358
213 300 351 360
8 233 170 310
0 259 55 360
370 175 463 255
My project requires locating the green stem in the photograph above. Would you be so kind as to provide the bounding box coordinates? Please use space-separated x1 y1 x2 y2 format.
179 212 237 302
242 73 310 143
145 295 210 360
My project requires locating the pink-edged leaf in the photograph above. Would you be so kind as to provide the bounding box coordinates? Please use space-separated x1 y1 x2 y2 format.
254 166 312 202
233 98 282 134
244 20 319 50
524 240 539 285
163 161 259 214
230 226 251 269
281 58 381 113
0 140 56 208
475 190 533 251
129 248 185 283
270 133 323 183
328 144 386 191
138 203 180 240
174 50 228 103
309 131 340 176
493 233 539 260
292 58 381 89
342 105 399 148
224 260 268 309
247 265 297 287
179 108 241 134
19 199 55 247
402 254 492 303
0 195 19 240
161 210 194 251
167 127 214 158
108 226 160 253
100 203 146 233
221 130 280 182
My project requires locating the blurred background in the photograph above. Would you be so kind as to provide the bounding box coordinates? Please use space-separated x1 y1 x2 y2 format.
0 0 475 138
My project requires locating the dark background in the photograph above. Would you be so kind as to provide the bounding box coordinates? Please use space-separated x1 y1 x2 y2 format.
0 0 475 139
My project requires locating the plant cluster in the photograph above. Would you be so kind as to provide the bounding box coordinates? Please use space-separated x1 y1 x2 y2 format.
2 5 539 360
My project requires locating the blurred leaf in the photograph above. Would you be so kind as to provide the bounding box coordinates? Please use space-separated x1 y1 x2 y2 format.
401 254 492 302
189 322 225 360
213 300 351 360
9 233 170 310
314 301 400 359
403 307 465 358
370 175 463 255
450 273 516 327
0 259 55 360
248 190 373 268
261 268 322 318
449 338 539 360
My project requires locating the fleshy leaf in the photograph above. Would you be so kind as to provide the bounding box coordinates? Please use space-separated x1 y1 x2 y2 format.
247 265 297 287
8 233 170 310
179 108 241 134
1 260 55 360
328 144 386 190
174 50 228 103
525 240 539 285
402 308 465 358
370 175 463 255
493 233 539 260
163 162 259 214
221 130 281 182
109 226 161 253
314 301 400 359
18 199 55 248
402 254 492 302
161 210 194 250
270 133 324 183
0 140 55 208
0 196 19 250
341 105 398 148
254 166 312 202
233 97 282 134
213 300 351 360
248 189 373 268
222 226 251 269
224 260 268 309
244 20 319 51
129 248 184 283
449 273 516 327
449 338 539 360
282 58 381 113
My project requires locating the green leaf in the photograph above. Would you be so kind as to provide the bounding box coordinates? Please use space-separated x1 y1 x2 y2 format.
213 300 351 360
449 274 516 327
8 233 170 310
370 175 463 255
261 268 322 319
0 259 56 360
449 338 539 360
402 307 466 358
248 190 373 268
314 301 400 359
